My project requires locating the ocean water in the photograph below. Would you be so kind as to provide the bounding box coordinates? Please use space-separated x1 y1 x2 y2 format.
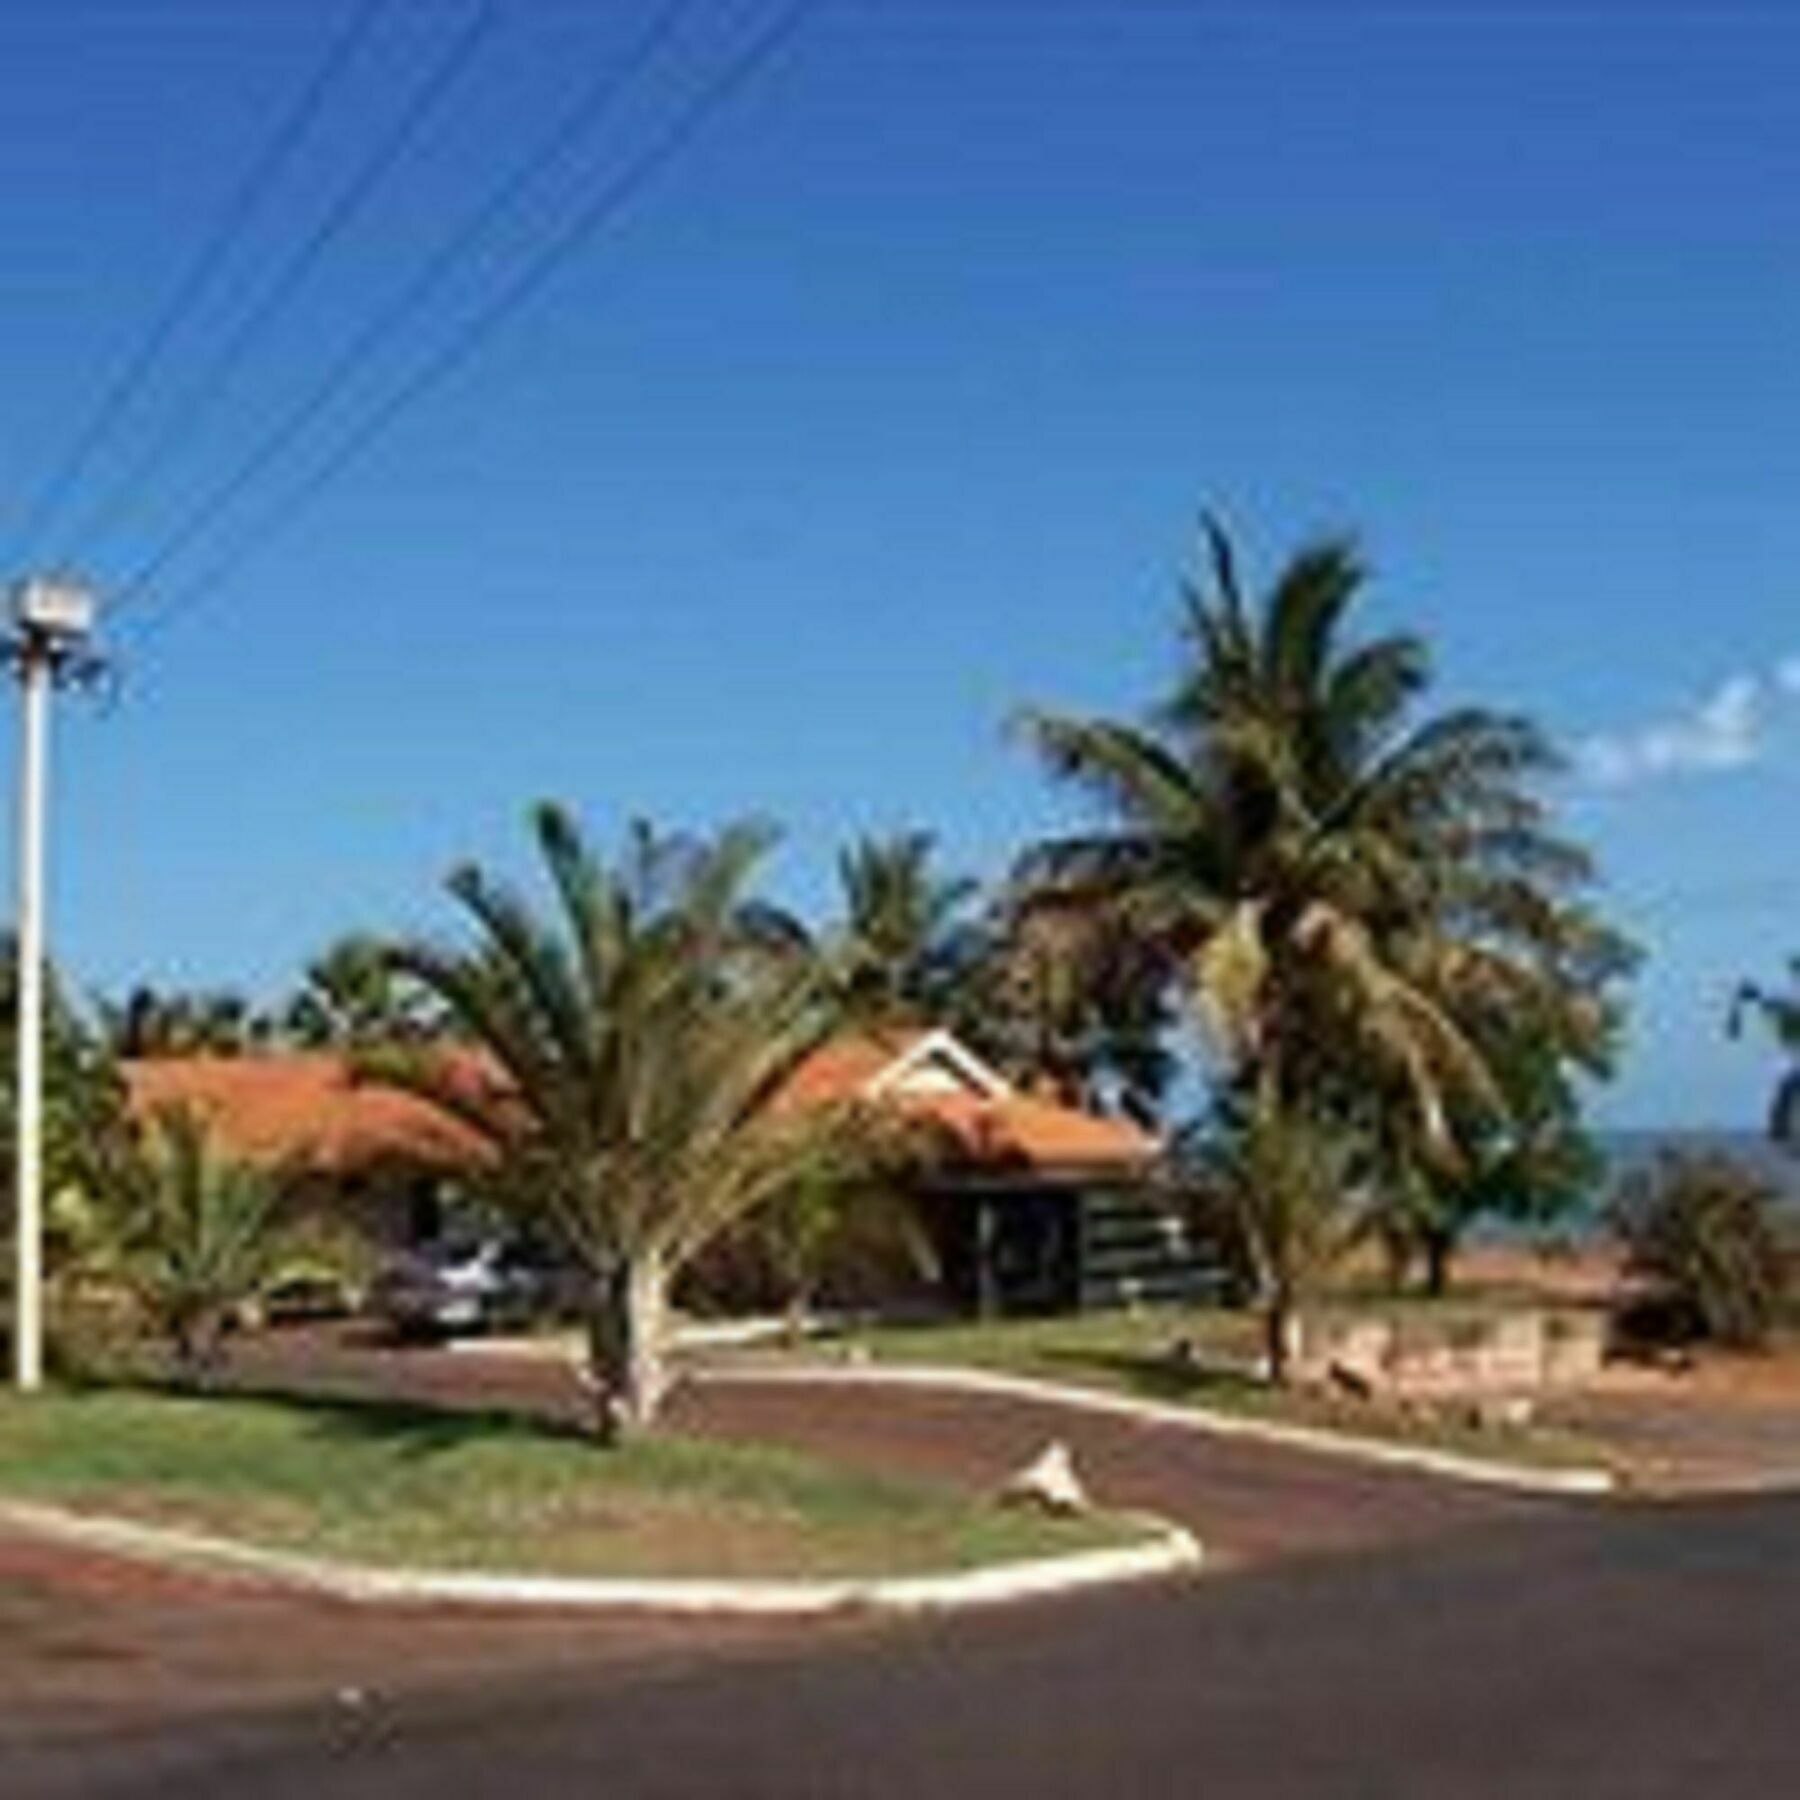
1599 1129 1800 1204
1467 1130 1799 1246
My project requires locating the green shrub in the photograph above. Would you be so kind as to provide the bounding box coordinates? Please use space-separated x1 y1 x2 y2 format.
1606 1152 1787 1350
72 1105 317 1384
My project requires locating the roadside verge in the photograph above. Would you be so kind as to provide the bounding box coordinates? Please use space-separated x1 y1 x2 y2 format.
0 1497 1201 1617
696 1363 1619 1497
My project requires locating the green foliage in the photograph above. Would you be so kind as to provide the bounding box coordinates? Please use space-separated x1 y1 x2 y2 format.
1606 1152 1788 1350
1016 515 1632 1317
282 932 442 1049
827 830 979 1027
0 1388 1128 1579
96 984 276 1057
1369 993 1625 1293
371 805 882 1436
1187 1100 1364 1381
754 1169 856 1327
1729 960 1800 1151
0 948 129 1370
0 944 127 1210
714 1168 940 1327
71 1106 313 1383
954 895 1176 1124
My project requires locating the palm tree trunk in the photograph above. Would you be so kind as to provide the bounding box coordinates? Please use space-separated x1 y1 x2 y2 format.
619 1248 668 1427
782 1283 812 1348
1252 1046 1295 1388
1423 1227 1454 1299
582 1251 670 1442
1380 1228 1413 1296
581 1284 616 1443
172 1320 200 1390
171 1308 216 1390
1263 1290 1290 1387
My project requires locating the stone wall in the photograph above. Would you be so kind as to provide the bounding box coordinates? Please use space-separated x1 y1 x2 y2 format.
1288 1305 1606 1398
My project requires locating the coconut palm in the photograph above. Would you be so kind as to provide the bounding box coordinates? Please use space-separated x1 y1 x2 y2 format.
1375 930 1628 1293
826 830 979 1026
1728 960 1800 1150
369 805 871 1440
953 893 1175 1124
1018 517 1625 1369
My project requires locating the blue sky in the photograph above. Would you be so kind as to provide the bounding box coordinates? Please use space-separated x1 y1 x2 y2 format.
0 0 1794 1125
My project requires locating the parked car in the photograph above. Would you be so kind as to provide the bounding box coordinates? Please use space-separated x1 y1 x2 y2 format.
369 1236 572 1338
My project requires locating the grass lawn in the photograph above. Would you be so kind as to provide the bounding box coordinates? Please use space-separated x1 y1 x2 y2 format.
792 1304 1614 1473
0 1387 1142 1580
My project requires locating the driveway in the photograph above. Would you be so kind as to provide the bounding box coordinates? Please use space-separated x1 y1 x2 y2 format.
225 1328 1563 1565
670 1373 1558 1564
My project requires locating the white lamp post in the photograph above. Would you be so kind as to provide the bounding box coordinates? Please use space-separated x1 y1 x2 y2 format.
7 577 97 1393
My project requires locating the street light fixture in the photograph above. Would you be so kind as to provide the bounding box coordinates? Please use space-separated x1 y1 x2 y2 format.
5 576 101 1393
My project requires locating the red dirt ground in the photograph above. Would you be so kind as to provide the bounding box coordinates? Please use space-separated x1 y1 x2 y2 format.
1454 1242 1800 1484
0 1525 815 1752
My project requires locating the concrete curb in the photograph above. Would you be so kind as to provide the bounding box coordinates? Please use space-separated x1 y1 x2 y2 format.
0 1498 1201 1617
697 1363 1619 1497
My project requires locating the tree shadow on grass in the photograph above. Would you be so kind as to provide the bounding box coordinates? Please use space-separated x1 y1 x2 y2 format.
131 1377 596 1463
1032 1345 1269 1408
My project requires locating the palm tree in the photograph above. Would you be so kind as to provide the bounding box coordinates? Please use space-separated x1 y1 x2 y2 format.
284 933 438 1049
1729 961 1800 1150
76 1106 300 1385
953 893 1175 1124
1380 932 1628 1293
1192 1102 1362 1383
827 830 979 1027
369 805 872 1440
1018 517 1624 1370
98 985 274 1058
0 943 127 1213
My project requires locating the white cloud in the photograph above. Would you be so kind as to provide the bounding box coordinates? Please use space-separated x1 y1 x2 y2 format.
1577 671 1766 789
1777 654 1800 697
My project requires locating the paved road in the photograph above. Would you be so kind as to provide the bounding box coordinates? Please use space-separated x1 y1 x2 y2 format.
9 1489 1798 1798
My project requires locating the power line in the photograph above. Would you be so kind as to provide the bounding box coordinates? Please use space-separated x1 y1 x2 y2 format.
125 0 819 654
7 0 390 570
111 0 709 620
65 0 500 566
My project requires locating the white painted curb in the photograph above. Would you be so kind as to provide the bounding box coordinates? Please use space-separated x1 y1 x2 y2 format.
0 1498 1200 1616
699 1363 1618 1497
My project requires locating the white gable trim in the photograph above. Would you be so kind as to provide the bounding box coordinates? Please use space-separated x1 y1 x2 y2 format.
864 1028 1014 1103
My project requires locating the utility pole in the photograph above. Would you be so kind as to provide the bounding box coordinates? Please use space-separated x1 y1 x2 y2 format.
5 578 99 1393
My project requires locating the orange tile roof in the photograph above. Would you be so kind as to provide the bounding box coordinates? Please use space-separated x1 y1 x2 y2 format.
123 1054 485 1174
915 1089 1156 1171
781 1031 1156 1172
777 1030 930 1110
124 1032 1156 1179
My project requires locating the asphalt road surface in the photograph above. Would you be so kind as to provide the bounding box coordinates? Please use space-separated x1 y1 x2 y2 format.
9 1488 1798 1799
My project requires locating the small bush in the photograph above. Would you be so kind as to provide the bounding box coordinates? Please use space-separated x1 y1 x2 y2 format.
1606 1152 1787 1350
